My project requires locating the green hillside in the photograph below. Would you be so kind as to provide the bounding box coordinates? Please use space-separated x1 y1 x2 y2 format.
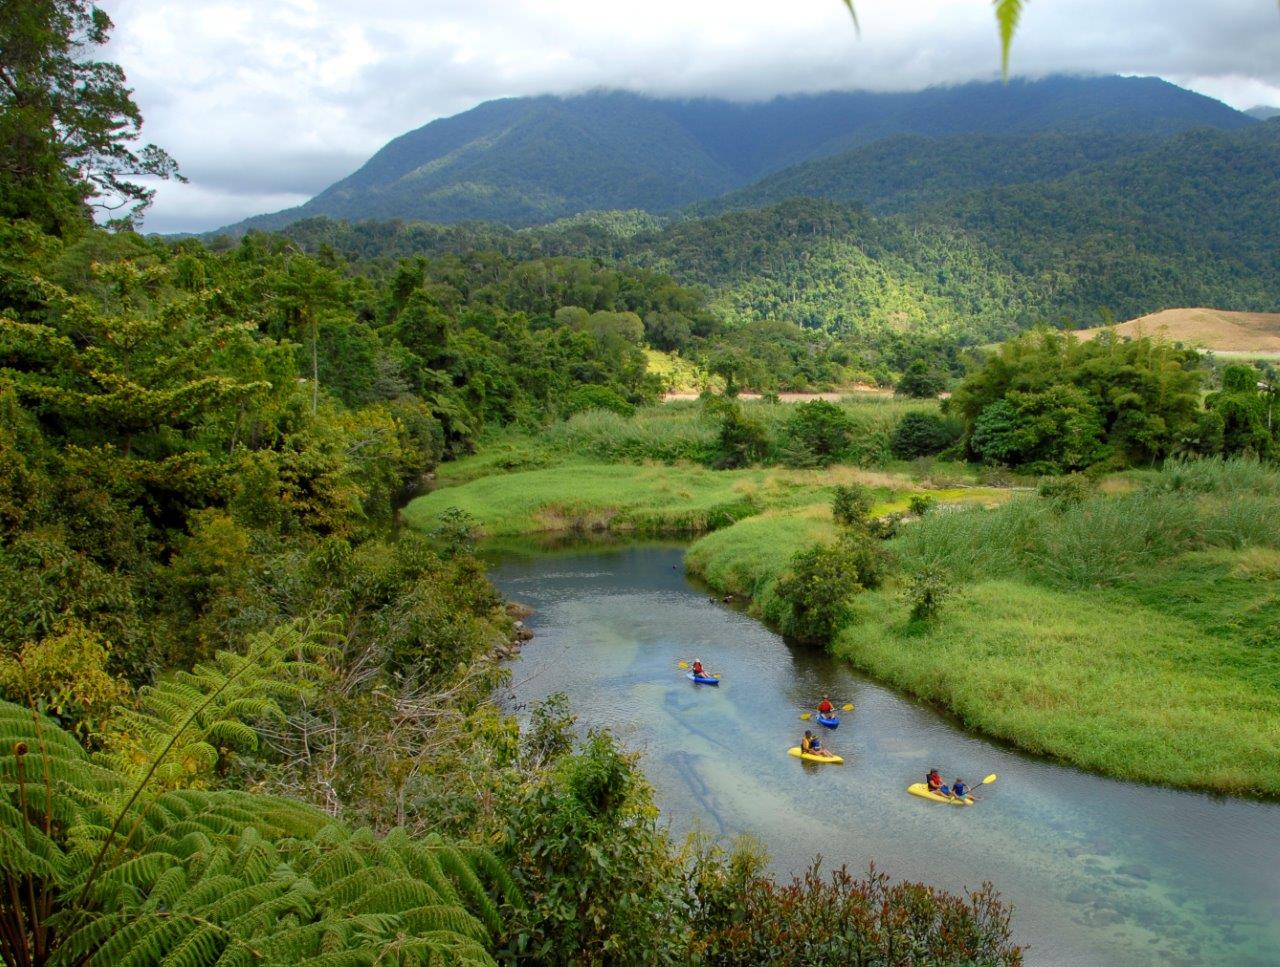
220 75 1254 233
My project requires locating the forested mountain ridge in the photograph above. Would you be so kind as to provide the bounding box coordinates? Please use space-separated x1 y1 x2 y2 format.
218 75 1254 233
257 118 1280 340
698 130 1164 215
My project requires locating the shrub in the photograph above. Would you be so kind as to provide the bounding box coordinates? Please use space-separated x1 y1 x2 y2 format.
831 483 873 528
705 396 768 469
775 533 889 643
904 564 953 621
1037 473 1093 509
689 859 1021 965
895 358 946 398
908 493 936 517
890 411 962 459
781 400 854 467
563 384 636 419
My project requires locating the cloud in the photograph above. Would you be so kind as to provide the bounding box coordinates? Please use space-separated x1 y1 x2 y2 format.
103 0 1280 233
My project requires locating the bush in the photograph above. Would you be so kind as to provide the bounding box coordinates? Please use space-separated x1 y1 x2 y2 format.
563 384 636 418
831 483 873 528
1037 473 1093 509
895 358 947 399
689 859 1021 965
775 533 889 643
908 493 936 517
890 411 961 459
781 400 853 467
904 564 952 621
705 396 768 469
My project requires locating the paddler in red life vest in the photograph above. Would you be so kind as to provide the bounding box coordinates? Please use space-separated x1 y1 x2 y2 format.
817 695 834 717
691 658 705 677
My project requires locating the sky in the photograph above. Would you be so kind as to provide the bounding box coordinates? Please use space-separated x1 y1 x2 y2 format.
103 0 1280 234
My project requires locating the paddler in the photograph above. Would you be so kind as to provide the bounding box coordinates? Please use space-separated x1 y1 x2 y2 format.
691 658 705 677
817 695 834 717
802 730 835 759
948 777 970 801
926 768 944 794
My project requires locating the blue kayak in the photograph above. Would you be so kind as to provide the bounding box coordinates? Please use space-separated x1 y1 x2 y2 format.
687 671 720 686
815 713 839 729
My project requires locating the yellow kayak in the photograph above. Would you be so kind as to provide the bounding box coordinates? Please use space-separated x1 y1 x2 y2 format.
788 746 843 765
907 782 974 806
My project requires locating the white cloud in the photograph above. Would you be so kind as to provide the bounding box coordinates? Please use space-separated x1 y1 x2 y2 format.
103 0 1280 233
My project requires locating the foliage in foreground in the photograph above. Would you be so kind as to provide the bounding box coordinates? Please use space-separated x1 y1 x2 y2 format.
0 645 515 966
687 849 1020 966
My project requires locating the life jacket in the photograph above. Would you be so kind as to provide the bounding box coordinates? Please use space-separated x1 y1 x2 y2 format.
818 700 833 714
692 663 704 675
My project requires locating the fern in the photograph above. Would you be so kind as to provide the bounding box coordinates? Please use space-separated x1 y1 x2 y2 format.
0 615 519 965
994 0 1026 76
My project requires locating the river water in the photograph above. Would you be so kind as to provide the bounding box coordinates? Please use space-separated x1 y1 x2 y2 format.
488 543 1280 966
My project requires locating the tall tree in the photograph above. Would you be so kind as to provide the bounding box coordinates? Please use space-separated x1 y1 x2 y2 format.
0 0 182 234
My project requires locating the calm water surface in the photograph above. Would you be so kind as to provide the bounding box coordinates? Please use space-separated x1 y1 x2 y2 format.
489 543 1280 966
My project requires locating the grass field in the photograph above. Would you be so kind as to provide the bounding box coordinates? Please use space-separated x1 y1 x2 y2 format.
835 573 1280 795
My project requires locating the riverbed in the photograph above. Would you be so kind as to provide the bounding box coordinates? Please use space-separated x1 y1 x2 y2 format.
489 543 1280 966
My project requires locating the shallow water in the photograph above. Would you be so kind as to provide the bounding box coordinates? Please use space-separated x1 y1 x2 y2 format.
489 543 1280 966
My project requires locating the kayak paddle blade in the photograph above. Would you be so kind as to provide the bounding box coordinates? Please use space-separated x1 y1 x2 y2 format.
982 773 998 785
841 703 854 712
799 712 812 721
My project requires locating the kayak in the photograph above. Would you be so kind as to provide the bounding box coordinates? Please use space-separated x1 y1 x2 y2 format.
788 746 843 765
687 671 720 685
815 713 839 729
907 782 974 806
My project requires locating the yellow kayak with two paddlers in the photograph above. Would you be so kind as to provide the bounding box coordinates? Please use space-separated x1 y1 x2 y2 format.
907 782 974 805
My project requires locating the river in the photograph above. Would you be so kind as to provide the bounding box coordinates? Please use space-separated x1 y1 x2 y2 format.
488 542 1280 966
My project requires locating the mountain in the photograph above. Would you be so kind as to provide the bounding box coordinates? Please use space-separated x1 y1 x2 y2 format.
697 130 1163 215
217 75 1254 234
265 118 1280 340
1246 106 1280 120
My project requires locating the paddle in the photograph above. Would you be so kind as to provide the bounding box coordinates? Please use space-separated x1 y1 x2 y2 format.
799 703 854 721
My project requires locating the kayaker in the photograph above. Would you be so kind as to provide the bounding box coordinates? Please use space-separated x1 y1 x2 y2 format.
691 658 705 677
926 768 943 793
817 695 834 716
802 730 835 759
949 778 970 801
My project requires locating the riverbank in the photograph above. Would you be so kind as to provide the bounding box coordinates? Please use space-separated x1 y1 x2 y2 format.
684 463 1280 797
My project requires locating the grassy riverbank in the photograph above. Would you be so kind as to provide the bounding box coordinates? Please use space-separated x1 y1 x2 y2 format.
686 461 1280 797
408 405 1280 797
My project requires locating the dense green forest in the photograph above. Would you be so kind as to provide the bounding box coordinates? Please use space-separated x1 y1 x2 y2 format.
257 115 1280 340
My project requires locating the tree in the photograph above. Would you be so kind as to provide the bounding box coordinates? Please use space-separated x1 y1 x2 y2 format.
0 0 182 234
1207 365 1274 457
890 411 961 459
895 359 945 399
782 400 854 467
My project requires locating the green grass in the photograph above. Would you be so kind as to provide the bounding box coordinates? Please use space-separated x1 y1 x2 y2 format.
438 396 942 483
682 458 1280 796
834 573 1280 796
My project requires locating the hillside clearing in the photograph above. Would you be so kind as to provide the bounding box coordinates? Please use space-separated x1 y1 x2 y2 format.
1077 307 1280 353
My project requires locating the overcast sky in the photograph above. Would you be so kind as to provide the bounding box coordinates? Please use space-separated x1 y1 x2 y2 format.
104 0 1280 234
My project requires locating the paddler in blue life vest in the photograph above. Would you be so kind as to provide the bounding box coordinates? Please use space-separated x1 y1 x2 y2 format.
802 730 835 759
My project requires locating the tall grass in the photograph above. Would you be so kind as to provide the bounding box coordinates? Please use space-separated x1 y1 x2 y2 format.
897 459 1280 589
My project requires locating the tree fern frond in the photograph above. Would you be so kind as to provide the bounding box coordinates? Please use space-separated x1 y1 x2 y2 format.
399 905 488 943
